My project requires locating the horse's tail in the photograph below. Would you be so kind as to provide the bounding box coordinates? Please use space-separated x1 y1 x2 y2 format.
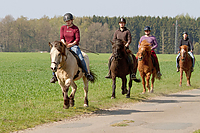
133 78 141 83
89 70 97 83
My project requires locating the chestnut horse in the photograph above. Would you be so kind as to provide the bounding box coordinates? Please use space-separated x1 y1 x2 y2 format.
110 39 141 99
137 40 160 94
49 41 96 109
179 45 193 86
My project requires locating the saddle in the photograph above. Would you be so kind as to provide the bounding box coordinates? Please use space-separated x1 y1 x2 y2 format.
68 49 83 79
69 49 82 68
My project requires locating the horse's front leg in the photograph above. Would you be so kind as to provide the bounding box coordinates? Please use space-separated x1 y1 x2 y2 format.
111 77 116 99
150 71 156 93
63 78 71 109
69 80 77 107
179 69 183 87
185 70 191 86
121 77 127 95
82 76 89 107
140 73 146 94
146 73 151 93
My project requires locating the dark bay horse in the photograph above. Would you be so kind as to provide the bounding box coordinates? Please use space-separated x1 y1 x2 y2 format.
49 41 96 109
110 39 141 99
137 40 160 94
179 45 193 86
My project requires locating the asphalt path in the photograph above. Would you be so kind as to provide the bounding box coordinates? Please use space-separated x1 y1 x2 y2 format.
18 89 200 133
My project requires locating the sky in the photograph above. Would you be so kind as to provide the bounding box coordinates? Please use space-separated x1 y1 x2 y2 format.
1 0 200 19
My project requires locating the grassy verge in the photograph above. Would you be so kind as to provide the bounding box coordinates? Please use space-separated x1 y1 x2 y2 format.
0 53 200 133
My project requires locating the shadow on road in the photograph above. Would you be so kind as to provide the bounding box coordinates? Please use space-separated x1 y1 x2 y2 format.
94 109 163 116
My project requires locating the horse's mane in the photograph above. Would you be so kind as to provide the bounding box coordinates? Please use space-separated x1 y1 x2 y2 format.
180 45 189 53
113 39 125 46
139 40 152 51
53 41 66 54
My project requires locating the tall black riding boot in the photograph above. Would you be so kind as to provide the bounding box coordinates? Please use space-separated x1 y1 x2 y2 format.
105 56 113 79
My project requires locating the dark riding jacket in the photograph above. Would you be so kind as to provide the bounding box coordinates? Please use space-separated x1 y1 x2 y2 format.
113 27 132 45
179 38 193 51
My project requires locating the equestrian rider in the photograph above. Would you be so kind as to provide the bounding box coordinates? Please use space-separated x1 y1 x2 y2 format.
139 26 162 78
176 31 194 72
50 13 94 83
105 17 136 80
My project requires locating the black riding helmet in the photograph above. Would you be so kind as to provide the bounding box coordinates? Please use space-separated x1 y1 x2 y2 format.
119 18 126 23
144 26 151 31
63 13 73 22
183 31 188 35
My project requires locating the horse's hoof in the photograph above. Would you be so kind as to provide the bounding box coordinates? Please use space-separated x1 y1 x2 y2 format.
187 84 191 86
126 95 130 98
69 100 75 107
142 92 146 94
111 96 115 99
122 89 128 95
179 84 182 87
150 90 154 93
84 104 88 107
63 105 70 109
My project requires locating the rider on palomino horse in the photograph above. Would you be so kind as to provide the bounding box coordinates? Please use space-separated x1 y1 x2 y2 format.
176 31 195 72
105 17 137 80
138 26 162 79
50 13 94 83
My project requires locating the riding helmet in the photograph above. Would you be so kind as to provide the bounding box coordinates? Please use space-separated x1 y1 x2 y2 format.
119 18 126 23
144 26 151 31
63 13 73 22
183 31 188 35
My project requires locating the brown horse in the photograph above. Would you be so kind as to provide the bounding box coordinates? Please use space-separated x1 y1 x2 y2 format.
49 41 96 109
137 40 160 94
179 45 193 86
110 39 141 99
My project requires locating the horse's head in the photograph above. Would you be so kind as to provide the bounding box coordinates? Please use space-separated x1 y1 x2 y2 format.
137 40 152 61
110 39 126 60
49 41 66 72
180 45 188 62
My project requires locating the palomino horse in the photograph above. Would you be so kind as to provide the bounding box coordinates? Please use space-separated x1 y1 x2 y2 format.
137 40 160 94
49 41 96 109
110 39 141 99
179 45 193 86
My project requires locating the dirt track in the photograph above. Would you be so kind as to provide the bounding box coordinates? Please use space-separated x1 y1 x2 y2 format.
16 89 200 133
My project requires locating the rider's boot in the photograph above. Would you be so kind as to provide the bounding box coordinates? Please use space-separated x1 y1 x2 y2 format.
177 67 180 72
50 73 58 83
105 56 113 79
85 73 94 81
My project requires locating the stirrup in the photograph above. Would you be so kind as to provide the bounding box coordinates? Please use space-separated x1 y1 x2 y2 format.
105 74 111 79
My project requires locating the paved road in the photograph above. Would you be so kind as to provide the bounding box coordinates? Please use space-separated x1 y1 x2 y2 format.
19 89 200 133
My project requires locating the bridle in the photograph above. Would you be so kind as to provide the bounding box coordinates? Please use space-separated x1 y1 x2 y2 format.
51 47 68 70
112 44 125 60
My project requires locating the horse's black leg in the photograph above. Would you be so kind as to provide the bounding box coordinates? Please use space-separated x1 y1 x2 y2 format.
111 77 116 99
63 86 70 109
126 77 133 98
121 77 127 95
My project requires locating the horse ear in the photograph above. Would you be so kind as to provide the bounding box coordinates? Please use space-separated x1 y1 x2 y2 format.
110 40 114 45
49 42 53 48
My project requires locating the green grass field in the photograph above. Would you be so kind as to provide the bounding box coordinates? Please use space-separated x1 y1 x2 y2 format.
0 52 200 133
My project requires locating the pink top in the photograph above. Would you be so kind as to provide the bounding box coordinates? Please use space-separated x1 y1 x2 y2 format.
139 35 158 50
60 25 80 45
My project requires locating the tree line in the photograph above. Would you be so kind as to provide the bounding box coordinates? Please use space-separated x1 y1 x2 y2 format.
1 14 200 54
